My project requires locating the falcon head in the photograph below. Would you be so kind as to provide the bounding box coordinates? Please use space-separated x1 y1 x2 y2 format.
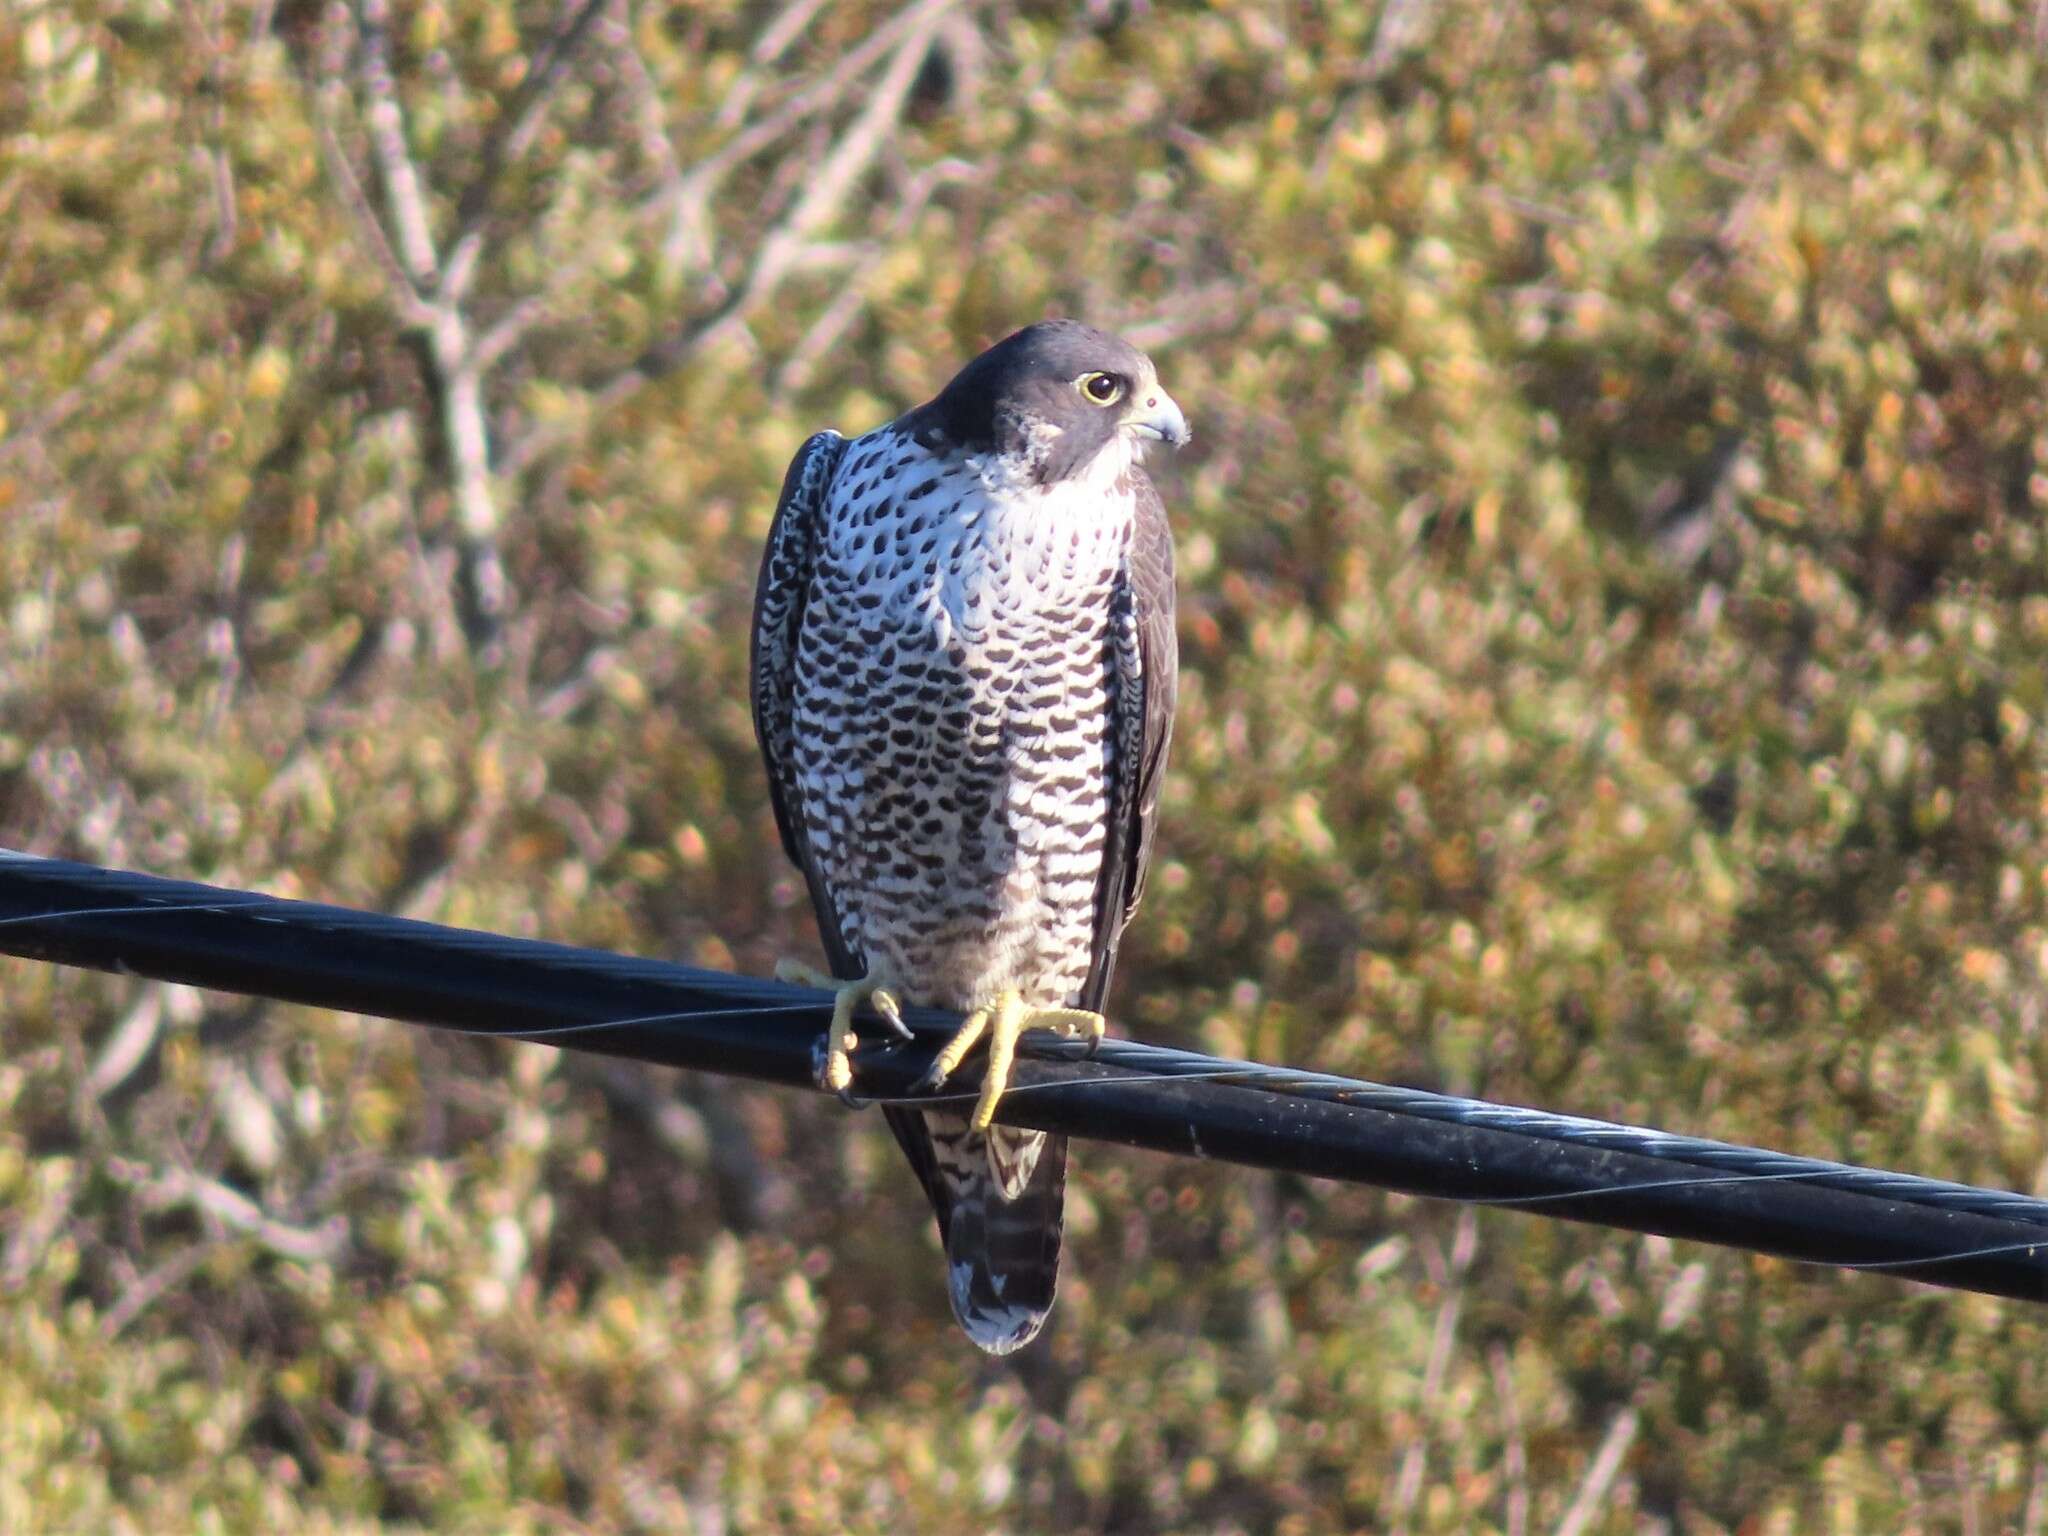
916 319 1189 485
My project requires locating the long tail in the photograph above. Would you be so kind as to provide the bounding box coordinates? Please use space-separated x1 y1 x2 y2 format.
883 1105 1066 1354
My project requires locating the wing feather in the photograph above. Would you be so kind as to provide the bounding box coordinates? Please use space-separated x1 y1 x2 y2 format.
752 431 973 1258
750 429 856 978
1080 474 1178 1013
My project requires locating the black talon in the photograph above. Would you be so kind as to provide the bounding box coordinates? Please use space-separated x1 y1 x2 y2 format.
867 995 914 1043
812 1034 869 1108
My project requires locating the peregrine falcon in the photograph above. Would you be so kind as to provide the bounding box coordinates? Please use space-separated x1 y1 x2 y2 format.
751 320 1185 1353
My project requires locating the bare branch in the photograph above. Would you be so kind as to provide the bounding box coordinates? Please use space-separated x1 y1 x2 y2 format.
1119 282 1251 354
123 1162 349 1265
1 1162 77 1292
603 1 686 196
469 291 553 375
307 0 423 311
178 0 240 267
504 1 963 476
699 0 956 338
1488 1344 1530 1536
773 157 975 397
0 313 164 468
664 0 962 268
203 142 239 264
1390 1210 1480 1533
87 982 166 1101
743 0 837 89
1362 0 1436 81
1553 1407 1640 1536
682 0 837 247
315 115 433 325
99 1243 213 1339
427 310 490 517
641 10 951 372
770 251 893 397
353 0 440 288
444 0 618 299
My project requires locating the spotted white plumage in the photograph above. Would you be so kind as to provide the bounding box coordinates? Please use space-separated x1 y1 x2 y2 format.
752 321 1183 1353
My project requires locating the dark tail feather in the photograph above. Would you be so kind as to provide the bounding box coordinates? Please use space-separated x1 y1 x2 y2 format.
884 1105 1067 1355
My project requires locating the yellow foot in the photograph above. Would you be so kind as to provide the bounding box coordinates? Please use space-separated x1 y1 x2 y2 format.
775 959 911 1105
916 991 1106 1131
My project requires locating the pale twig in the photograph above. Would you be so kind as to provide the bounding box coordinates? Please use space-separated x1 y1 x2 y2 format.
178 0 239 266
704 0 945 172
470 290 553 375
86 982 166 1101
353 0 440 287
0 313 164 467
733 0 949 287
603 1 686 194
664 0 962 268
1424 1208 1479 1399
653 3 947 363
337 0 505 608
338 1364 380 1458
1238 1175 1292 1364
124 1162 349 1265
0 1163 77 1292
1488 1343 1530 1536
506 0 961 477
439 342 498 546
772 261 886 397
773 158 974 397
1553 1407 1640 1536
445 0 618 299
1362 0 1436 81
741 0 836 91
100 1242 214 1339
1120 283 1248 353
1391 1208 1480 1531
315 116 433 325
663 0 834 268
203 139 239 265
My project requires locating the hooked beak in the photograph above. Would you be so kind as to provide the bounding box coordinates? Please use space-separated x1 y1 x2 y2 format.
1127 389 1190 449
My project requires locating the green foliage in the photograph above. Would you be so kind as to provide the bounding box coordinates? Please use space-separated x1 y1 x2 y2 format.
4 0 2048 1528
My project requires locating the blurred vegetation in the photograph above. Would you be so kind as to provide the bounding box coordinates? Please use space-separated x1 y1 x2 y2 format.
4 0 2048 1529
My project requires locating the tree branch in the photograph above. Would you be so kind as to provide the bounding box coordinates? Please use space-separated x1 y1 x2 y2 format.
121 1161 349 1265
352 0 440 288
1554 1407 1640 1536
444 0 618 301
662 0 961 270
0 313 164 468
504 0 959 472
773 157 974 398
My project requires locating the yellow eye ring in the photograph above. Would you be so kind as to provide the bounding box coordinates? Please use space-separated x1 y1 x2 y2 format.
1078 371 1124 405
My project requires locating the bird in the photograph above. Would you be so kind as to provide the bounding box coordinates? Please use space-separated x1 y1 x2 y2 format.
750 319 1185 1353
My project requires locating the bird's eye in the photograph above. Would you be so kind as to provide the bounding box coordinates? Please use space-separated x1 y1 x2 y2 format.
1078 371 1124 405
